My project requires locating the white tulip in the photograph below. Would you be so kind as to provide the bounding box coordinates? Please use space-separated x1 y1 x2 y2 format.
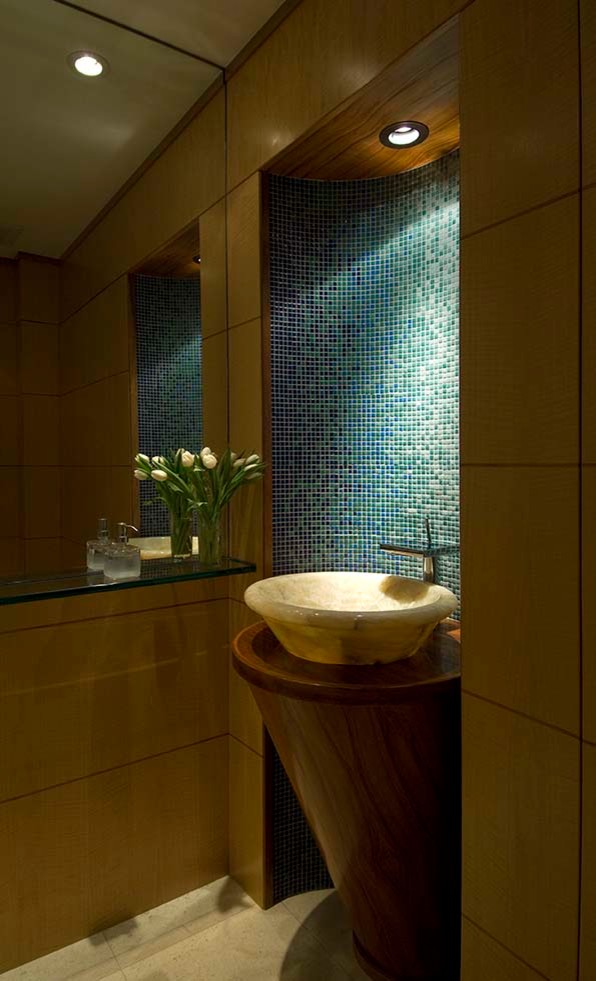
151 455 163 465
246 454 260 464
244 463 258 471
134 469 148 480
181 450 194 468
233 458 246 468
230 451 238 462
203 454 217 470
200 447 212 461
151 469 169 481
136 453 150 464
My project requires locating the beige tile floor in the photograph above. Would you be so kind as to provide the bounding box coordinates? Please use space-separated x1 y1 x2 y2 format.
1 879 370 981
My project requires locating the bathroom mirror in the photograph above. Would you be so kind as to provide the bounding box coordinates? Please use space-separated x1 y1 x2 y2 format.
0 0 226 583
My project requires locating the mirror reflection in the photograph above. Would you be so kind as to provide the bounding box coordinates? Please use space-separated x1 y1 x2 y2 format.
0 0 224 582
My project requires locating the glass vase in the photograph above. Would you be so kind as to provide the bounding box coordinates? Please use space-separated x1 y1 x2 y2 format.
198 511 222 566
169 510 193 560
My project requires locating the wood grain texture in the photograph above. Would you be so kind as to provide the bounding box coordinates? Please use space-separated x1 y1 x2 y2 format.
226 0 467 189
0 577 229 634
229 600 264 755
19 322 58 395
23 466 60 539
22 395 59 466
17 254 60 324
0 323 17 395
201 329 228 451
229 319 263 453
199 199 227 339
0 737 228 973
583 187 596 464
234 622 461 978
60 373 131 467
462 694 580 981
582 467 596 744
462 919 547 981
61 466 132 546
60 277 130 394
460 0 580 236
229 735 266 907
461 466 580 735
461 196 579 466
582 0 596 187
227 175 262 329
24 538 64 574
268 18 459 181
0 395 19 465
0 259 17 323
0 599 228 801
581 743 596 981
61 89 225 319
132 221 201 279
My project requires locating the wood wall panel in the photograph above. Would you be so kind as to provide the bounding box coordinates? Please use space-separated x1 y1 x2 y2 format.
23 466 61 539
199 199 227 339
581 743 596 981
60 277 130 394
0 737 228 973
227 176 262 328
229 319 263 454
61 465 132 547
61 89 225 319
20 322 58 395
201 330 228 452
461 919 547 981
0 600 228 801
60 373 131 467
0 578 228 634
0 324 18 395
583 187 596 464
0 469 21 541
460 0 580 236
461 466 580 735
229 735 265 907
226 0 467 189
461 196 579 466
17 255 60 324
462 694 580 981
0 396 19 466
582 0 596 187
22 395 59 466
229 599 263 755
0 260 17 323
582 466 596 744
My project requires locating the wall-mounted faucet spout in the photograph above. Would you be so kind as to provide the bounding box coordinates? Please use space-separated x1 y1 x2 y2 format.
380 517 458 583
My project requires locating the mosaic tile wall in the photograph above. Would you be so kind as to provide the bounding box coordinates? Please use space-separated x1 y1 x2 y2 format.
268 152 460 901
133 274 202 535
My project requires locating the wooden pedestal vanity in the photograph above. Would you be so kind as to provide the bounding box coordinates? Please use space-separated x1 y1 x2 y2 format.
233 620 461 981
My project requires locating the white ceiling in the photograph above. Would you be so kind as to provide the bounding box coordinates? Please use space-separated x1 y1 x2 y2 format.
73 0 287 66
0 0 286 259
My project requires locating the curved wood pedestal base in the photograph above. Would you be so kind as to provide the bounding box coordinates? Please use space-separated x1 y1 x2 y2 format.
233 621 461 981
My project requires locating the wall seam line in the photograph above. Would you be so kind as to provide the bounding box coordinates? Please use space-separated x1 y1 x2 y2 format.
461 688 581 741
461 914 552 980
461 186 580 241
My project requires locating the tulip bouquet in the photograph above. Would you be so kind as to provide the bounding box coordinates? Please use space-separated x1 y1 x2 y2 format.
134 447 265 563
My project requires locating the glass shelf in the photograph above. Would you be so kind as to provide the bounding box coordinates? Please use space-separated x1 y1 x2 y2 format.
0 556 256 607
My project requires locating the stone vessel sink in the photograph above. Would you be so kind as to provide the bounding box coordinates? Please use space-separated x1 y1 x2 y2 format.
244 571 458 665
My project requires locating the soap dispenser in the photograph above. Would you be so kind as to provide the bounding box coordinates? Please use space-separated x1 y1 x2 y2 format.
103 523 141 581
87 517 111 571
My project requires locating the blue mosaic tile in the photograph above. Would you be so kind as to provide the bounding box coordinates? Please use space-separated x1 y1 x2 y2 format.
133 274 202 535
269 152 460 599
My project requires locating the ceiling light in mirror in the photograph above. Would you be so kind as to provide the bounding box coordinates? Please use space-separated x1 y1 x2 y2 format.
69 52 108 77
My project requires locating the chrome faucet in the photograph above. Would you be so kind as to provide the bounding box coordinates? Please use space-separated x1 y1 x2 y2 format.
380 517 458 584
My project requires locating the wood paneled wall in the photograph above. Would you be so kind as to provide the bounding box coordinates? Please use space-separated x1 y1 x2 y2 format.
0 255 60 577
0 582 229 973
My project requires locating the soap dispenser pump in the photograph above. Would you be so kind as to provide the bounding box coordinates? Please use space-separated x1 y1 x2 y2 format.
86 517 111 571
103 523 141 581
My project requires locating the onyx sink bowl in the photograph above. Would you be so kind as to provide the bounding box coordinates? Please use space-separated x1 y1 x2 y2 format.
244 571 458 665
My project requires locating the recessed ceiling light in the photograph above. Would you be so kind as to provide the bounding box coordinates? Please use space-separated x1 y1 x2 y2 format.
68 51 108 77
192 255 201 265
379 121 429 149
